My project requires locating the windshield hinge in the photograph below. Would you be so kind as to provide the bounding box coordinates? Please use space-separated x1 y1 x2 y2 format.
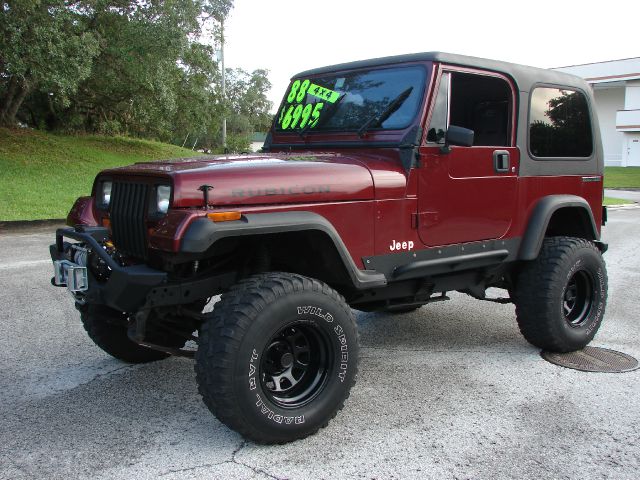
399 126 423 170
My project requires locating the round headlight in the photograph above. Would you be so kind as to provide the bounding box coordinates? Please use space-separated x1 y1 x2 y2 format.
99 181 112 208
157 185 171 214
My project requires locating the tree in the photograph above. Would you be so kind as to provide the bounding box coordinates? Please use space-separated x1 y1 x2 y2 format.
68 0 195 136
52 0 232 140
225 68 273 133
172 42 222 141
1 0 274 153
0 0 99 126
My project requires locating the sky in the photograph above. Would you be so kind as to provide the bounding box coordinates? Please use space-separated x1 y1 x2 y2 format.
223 0 640 112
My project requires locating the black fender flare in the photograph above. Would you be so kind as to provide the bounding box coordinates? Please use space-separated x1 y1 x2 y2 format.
518 195 602 260
180 211 387 290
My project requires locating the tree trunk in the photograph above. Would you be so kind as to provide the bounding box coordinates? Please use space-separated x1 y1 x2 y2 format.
4 80 30 125
0 76 18 126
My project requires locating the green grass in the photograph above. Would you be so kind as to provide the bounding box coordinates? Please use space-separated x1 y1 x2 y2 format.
603 196 634 206
604 167 640 189
0 128 200 221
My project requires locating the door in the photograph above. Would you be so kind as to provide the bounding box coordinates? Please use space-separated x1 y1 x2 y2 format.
628 135 640 167
417 69 519 247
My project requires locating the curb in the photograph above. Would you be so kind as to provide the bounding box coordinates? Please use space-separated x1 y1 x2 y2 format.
606 203 640 211
0 219 66 233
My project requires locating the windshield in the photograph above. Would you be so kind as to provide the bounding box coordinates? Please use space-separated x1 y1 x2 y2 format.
274 66 426 133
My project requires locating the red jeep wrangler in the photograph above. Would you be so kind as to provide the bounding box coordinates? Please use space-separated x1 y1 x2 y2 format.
51 52 608 443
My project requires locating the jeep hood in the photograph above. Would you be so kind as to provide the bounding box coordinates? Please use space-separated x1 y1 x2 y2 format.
104 153 380 207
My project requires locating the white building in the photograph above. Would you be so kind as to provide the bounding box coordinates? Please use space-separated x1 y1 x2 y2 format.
554 58 640 167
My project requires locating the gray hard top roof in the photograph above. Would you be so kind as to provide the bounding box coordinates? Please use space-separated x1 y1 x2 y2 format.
293 52 589 93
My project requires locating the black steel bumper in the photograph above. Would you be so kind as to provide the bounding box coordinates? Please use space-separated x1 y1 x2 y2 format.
51 226 235 313
50 226 168 312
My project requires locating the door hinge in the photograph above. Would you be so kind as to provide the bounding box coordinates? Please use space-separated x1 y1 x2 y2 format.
411 213 418 229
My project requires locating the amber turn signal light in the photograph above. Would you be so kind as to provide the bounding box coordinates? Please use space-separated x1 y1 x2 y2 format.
102 218 111 229
207 211 242 222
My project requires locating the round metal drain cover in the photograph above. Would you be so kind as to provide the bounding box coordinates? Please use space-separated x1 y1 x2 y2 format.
541 346 639 373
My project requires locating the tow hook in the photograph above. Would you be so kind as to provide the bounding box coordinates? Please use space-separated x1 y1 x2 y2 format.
53 259 88 292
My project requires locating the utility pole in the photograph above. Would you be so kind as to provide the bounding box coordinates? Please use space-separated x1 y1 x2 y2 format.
220 19 227 152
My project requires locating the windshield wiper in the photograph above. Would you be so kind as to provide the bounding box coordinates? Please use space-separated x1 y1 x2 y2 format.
357 87 414 138
299 93 346 140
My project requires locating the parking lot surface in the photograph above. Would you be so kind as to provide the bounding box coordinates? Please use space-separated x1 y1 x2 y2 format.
1 210 639 480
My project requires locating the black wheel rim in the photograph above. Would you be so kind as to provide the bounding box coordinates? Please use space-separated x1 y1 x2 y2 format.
563 270 594 327
260 322 331 408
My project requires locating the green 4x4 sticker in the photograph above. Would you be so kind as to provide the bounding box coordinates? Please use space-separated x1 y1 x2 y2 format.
278 79 340 130
307 83 340 103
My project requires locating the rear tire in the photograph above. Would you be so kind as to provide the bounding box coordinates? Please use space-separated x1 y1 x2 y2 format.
79 304 173 363
514 237 607 352
195 272 359 444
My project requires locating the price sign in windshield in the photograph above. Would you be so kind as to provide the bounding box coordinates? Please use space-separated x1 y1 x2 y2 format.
277 79 341 130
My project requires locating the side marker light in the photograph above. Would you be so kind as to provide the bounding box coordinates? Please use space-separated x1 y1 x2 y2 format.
207 212 242 222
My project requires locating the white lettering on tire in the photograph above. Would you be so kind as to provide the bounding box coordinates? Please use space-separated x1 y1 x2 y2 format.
296 306 333 323
297 306 349 383
587 267 606 335
248 348 258 390
249 350 305 425
255 394 304 425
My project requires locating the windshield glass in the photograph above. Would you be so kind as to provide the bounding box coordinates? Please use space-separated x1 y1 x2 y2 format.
274 66 426 133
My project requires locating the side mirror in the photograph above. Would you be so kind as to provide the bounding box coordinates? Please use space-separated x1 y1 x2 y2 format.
440 125 474 153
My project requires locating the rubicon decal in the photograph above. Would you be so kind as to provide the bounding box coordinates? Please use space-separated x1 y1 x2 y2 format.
232 185 330 197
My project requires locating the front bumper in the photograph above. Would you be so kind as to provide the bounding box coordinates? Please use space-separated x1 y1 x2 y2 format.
50 226 167 312
50 226 235 313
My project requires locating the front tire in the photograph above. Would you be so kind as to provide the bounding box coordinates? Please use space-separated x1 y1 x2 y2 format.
514 237 607 352
79 304 173 363
195 272 359 444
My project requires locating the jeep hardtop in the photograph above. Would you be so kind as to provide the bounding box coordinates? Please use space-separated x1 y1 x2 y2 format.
51 52 608 443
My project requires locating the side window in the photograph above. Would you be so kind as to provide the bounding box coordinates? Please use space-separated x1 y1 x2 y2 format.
426 72 449 144
529 87 593 158
449 72 512 147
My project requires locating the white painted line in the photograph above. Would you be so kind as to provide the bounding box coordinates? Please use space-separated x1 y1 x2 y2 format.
0 259 51 270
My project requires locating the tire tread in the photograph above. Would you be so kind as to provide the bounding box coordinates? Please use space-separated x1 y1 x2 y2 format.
514 236 607 352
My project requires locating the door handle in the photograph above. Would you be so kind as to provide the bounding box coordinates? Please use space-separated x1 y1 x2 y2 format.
493 150 510 173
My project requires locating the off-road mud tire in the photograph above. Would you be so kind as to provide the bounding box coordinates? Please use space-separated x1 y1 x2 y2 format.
514 236 607 352
79 304 172 363
195 272 359 444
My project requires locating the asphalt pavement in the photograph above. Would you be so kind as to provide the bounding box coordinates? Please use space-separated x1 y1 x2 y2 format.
1 211 639 480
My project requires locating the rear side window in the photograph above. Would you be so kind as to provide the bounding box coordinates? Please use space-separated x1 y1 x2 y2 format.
529 87 593 158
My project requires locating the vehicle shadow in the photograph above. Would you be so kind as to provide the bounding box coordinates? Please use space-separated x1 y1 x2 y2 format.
355 291 533 354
